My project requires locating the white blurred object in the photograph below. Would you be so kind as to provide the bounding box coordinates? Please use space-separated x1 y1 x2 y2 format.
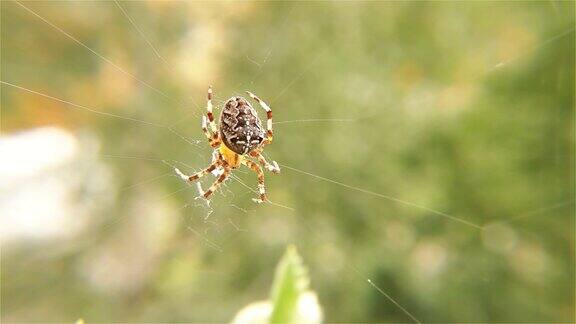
79 186 179 295
0 127 77 181
0 127 111 245
232 292 323 324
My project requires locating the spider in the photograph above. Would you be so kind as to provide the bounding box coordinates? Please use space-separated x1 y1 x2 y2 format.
174 86 280 203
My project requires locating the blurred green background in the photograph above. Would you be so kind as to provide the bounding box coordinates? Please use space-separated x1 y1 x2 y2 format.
1 1 574 323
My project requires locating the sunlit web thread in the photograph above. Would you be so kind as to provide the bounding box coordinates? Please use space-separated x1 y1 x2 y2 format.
228 14 325 105
0 81 166 128
229 174 296 211
0 81 212 156
113 0 171 69
112 0 201 112
166 126 205 153
273 118 356 126
14 0 195 113
177 186 218 223
232 4 295 92
484 27 575 75
101 154 165 162
100 156 202 197
245 55 264 68
280 163 483 229
366 279 421 323
119 171 173 192
100 184 193 230
227 217 248 231
228 204 253 215
362 25 576 122
346 265 421 323
270 50 326 105
171 193 228 250
187 226 224 253
482 199 575 230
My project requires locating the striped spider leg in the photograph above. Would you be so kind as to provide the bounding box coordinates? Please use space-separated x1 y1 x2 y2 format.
174 153 230 200
203 86 221 148
246 91 274 146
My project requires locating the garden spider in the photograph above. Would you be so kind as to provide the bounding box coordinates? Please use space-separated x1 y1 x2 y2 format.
175 86 280 203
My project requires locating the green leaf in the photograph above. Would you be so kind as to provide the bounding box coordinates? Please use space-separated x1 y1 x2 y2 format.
231 245 322 324
269 245 310 324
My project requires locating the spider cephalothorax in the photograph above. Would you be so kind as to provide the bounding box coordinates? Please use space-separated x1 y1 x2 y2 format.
174 86 280 203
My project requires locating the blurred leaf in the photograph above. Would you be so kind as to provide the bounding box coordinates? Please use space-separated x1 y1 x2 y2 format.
232 245 322 324
269 245 310 324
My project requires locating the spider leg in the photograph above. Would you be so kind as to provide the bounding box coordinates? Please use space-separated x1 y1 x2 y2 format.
175 153 221 182
242 159 268 203
200 166 230 199
206 85 218 133
250 150 280 174
202 115 221 148
246 91 274 146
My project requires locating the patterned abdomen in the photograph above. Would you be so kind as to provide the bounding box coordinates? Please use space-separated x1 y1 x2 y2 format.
220 97 265 154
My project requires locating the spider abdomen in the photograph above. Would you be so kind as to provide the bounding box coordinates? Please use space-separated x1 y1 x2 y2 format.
220 96 265 155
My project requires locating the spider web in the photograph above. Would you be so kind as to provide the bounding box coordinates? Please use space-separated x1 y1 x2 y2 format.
1 1 574 323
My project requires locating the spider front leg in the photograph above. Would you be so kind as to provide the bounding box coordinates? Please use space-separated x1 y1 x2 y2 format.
202 115 221 148
201 86 221 148
246 91 274 146
174 158 220 182
206 85 218 133
250 150 280 174
243 159 268 203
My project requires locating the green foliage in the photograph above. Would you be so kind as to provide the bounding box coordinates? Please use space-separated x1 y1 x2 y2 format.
232 246 322 324
269 245 311 324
